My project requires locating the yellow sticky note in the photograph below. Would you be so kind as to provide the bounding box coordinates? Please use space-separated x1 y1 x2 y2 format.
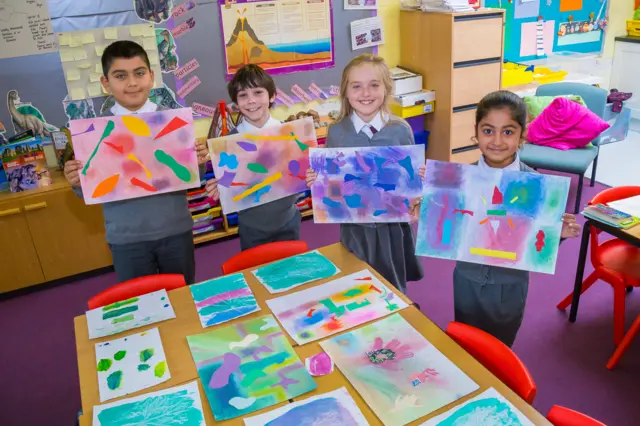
73 48 88 61
141 25 156 37
58 34 70 46
142 38 157 50
95 45 105 56
59 49 75 62
66 69 81 81
69 36 83 48
104 27 118 40
71 88 86 100
95 64 102 74
89 72 102 83
148 51 159 65
77 62 92 69
87 83 103 98
81 33 95 44
130 25 144 37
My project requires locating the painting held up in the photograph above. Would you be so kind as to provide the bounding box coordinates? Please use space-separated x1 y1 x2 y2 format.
186 314 317 421
320 314 479 426
70 108 200 205
252 250 340 294
267 269 409 345
416 160 570 274
208 117 317 215
310 145 425 223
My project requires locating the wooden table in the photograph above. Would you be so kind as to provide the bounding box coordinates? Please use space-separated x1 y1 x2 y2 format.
74 243 551 425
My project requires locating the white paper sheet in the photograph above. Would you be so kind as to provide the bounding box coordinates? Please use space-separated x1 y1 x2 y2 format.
350 16 384 50
0 0 58 59
608 195 640 219
344 0 378 10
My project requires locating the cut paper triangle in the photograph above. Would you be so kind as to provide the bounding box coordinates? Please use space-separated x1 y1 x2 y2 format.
490 220 500 235
154 117 189 140
72 123 95 136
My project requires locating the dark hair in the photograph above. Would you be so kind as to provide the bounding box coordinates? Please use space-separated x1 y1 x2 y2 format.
227 64 276 108
101 40 151 77
475 90 527 135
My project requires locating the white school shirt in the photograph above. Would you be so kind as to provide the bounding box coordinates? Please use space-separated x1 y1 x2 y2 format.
478 152 522 172
350 111 387 139
236 115 281 134
110 99 158 116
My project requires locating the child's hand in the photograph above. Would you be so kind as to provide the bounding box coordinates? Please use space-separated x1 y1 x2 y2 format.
205 178 219 201
409 198 422 224
418 164 426 181
561 213 581 239
306 168 318 188
64 160 83 187
196 141 209 165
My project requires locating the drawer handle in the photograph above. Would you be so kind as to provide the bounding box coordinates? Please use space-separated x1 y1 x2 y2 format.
24 202 48 211
0 207 21 217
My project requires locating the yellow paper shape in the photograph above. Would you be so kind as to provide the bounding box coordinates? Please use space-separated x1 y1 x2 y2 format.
71 88 86 100
89 72 102 83
87 83 103 98
95 45 105 56
95 64 102 73
141 25 156 37
66 69 81 81
122 115 151 136
81 33 95 44
142 38 157 50
73 49 88 61
104 27 118 40
77 62 92 69
58 34 70 46
59 49 75 62
69 36 83 48
127 154 153 178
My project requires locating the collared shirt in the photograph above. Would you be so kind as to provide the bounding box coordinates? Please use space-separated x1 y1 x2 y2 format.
110 99 158 116
478 152 522 172
350 111 387 139
236 115 281 134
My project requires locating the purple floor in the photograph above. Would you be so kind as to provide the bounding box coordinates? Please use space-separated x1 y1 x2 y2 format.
1 175 639 425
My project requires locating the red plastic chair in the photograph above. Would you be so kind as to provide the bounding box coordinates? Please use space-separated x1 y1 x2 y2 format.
557 186 640 345
445 322 537 404
88 274 186 309
221 240 310 275
547 405 606 426
607 312 640 369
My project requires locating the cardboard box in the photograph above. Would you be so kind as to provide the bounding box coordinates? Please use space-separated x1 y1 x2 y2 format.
392 89 436 108
390 67 423 96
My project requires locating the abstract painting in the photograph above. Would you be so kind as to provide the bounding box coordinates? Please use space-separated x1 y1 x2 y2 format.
70 108 200 205
190 273 260 328
267 269 408 345
86 289 176 339
320 314 479 426
310 145 425 223
252 250 340 294
208 117 317 215
95 327 171 402
93 380 205 426
420 387 534 426
416 160 570 274
243 387 368 426
186 315 317 421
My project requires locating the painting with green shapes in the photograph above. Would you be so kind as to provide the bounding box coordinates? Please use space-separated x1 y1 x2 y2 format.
95 327 171 402
186 314 317 421
86 289 176 339
93 380 205 426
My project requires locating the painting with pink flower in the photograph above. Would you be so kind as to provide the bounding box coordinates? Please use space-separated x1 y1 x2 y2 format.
320 314 479 426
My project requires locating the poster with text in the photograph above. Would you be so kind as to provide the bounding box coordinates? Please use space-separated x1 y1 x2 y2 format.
350 16 384 50
0 0 57 59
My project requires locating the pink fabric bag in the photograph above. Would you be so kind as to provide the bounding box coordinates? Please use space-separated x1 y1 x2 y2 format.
526 97 610 150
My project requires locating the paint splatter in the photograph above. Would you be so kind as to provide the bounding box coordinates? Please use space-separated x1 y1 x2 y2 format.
154 149 192 182
228 396 256 410
307 309 316 317
114 350 127 361
288 160 300 176
237 141 257 151
102 305 138 320
398 156 415 179
323 197 342 208
154 361 167 378
373 210 387 216
217 170 236 188
92 174 121 198
374 182 396 192
82 120 115 175
130 177 158 192
344 194 364 208
442 220 452 244
453 209 474 216
219 152 239 170
344 174 361 183
111 313 135 325
137 364 150 371
492 186 504 204
535 230 546 252
153 116 189 140
507 218 515 228
229 334 259 350
97 358 112 372
247 163 269 174
103 297 139 311
209 353 241 389
106 370 123 390
355 151 371 172
140 348 155 362
122 115 151 137
479 218 489 225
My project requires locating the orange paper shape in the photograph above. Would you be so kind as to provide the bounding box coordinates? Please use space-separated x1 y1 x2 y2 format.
559 0 582 12
92 174 120 198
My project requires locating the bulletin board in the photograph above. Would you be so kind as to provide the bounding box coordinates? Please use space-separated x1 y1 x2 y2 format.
486 0 609 63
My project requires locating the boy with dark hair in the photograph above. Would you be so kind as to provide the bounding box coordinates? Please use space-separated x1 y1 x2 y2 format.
64 40 207 284
203 64 301 250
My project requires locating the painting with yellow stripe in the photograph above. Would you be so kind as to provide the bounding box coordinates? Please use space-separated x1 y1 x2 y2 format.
70 107 199 204
207 117 317 214
416 160 570 274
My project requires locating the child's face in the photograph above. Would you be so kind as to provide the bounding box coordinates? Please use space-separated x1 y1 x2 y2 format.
101 57 154 111
236 87 274 127
346 63 385 122
476 108 522 168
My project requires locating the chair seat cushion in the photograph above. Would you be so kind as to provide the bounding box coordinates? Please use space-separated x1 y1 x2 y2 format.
597 239 640 280
519 143 598 174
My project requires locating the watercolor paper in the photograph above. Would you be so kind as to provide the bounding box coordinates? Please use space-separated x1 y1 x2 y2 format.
70 108 200 205
267 269 408 344
187 315 317 421
93 380 205 426
86 289 176 339
95 328 171 402
321 314 479 426
420 387 534 426
252 250 340 294
416 160 570 274
190 273 261 328
243 387 368 426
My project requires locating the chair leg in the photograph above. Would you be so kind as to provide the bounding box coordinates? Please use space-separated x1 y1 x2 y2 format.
574 174 584 214
614 284 627 346
607 314 640 370
557 271 599 310
590 153 599 187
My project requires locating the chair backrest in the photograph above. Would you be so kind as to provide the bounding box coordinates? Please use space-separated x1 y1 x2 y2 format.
547 405 606 426
445 322 537 404
88 274 186 309
221 240 310 274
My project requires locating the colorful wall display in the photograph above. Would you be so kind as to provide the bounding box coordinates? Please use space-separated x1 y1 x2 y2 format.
156 28 179 73
0 0 57 59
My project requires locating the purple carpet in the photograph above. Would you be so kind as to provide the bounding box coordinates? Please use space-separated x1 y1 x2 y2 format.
1 175 638 425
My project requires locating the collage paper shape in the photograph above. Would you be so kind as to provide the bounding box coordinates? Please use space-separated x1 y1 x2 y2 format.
190 273 261 328
416 160 570 274
252 250 340 294
95 328 171 402
86 289 176 339
207 117 317 214
93 380 205 426
320 314 479 426
70 108 200 205
310 145 425 223
187 315 317 421
267 269 408 345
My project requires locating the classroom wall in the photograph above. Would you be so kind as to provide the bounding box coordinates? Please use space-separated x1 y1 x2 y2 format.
602 0 634 58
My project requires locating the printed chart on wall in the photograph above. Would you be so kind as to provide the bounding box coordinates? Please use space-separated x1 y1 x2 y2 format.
219 0 334 77
0 0 57 59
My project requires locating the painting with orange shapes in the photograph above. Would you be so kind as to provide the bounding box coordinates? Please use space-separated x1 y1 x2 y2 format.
207 117 317 214
266 269 409 345
70 108 199 205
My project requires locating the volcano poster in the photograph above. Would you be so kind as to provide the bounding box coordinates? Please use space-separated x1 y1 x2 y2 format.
219 0 334 77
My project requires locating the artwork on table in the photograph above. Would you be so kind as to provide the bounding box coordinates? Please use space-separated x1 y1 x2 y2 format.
309 145 425 223
420 387 534 426
208 117 317 214
186 314 317 421
267 269 408 345
70 108 200 205
416 160 570 274
93 380 205 426
320 314 479 426
252 250 340 294
190 273 260 328
243 387 368 426
95 327 171 402
86 289 176 339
